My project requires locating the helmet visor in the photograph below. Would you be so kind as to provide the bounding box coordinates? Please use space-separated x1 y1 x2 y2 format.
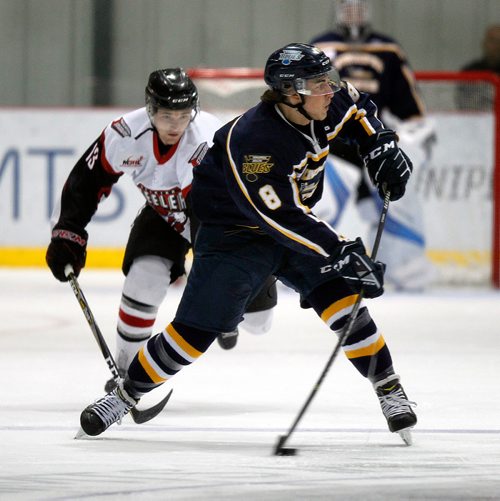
294 69 342 96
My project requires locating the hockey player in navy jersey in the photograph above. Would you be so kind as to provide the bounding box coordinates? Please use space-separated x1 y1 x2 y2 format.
311 0 435 290
46 68 277 387
79 44 417 442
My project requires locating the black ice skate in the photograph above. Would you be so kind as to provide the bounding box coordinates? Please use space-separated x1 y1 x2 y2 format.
217 328 239 350
80 383 138 436
374 374 417 445
104 368 126 393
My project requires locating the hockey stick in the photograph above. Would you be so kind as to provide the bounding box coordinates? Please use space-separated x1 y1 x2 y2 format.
64 265 172 424
274 190 391 456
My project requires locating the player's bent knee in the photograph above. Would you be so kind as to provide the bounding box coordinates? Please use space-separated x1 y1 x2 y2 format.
123 255 173 306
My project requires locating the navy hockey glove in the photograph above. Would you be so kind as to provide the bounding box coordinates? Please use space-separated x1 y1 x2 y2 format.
329 237 385 298
46 225 88 282
361 130 413 201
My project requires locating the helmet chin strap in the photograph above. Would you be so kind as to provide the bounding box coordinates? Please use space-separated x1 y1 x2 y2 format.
280 95 314 121
296 105 313 121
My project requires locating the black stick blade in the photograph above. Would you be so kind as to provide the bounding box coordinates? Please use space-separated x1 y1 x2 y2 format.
273 434 297 456
275 447 297 456
274 434 287 453
130 389 173 424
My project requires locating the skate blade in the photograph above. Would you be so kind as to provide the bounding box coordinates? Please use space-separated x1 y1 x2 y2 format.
397 428 413 446
74 427 92 440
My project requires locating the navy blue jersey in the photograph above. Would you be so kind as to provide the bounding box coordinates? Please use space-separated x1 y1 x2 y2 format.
192 86 385 259
311 31 424 121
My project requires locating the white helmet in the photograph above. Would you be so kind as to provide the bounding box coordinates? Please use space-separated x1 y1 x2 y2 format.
335 0 372 41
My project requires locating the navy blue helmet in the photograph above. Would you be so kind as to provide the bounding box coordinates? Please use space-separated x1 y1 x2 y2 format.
264 43 339 95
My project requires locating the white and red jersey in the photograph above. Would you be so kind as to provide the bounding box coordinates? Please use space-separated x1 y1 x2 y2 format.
100 108 221 240
53 108 221 242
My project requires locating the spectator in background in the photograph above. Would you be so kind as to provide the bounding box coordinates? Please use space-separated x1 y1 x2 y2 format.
457 25 500 110
462 25 500 75
310 0 436 291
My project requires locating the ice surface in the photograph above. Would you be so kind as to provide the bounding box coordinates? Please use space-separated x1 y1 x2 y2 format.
1 269 500 500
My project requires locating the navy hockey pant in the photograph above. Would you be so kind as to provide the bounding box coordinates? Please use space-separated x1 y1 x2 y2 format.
125 225 393 396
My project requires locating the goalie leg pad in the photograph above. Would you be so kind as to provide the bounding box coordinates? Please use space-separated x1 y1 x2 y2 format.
314 155 361 227
359 193 433 290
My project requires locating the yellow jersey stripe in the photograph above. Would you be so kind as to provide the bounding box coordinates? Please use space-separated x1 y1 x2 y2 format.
358 116 377 135
401 65 426 115
315 41 406 59
326 105 358 141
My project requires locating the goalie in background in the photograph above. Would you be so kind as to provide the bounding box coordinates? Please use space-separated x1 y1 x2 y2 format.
310 0 436 291
46 68 277 389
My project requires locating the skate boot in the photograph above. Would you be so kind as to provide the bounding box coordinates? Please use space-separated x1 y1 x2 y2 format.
217 328 239 350
374 374 417 445
104 368 126 393
80 383 138 436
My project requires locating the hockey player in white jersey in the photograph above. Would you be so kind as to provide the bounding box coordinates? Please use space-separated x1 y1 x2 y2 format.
311 0 436 290
46 68 277 390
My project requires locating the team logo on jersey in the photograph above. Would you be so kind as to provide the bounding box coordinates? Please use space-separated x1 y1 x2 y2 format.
189 142 209 167
242 155 274 182
279 50 305 65
138 184 186 215
111 117 131 137
121 155 144 167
